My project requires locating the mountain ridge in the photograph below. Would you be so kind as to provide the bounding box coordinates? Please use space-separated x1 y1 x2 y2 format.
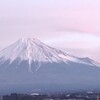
0 38 99 63
0 38 100 73
0 38 100 94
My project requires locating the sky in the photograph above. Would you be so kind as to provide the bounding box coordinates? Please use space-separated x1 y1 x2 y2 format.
0 0 100 62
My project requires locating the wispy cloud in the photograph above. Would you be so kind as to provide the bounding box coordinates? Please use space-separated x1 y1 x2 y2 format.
0 0 100 62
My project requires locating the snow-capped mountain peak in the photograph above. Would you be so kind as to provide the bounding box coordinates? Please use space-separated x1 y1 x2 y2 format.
0 38 72 63
0 38 99 68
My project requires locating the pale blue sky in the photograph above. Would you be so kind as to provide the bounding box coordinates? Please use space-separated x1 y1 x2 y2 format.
0 0 100 62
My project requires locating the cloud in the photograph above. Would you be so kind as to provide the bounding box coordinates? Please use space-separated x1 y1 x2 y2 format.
0 0 100 62
1 0 100 35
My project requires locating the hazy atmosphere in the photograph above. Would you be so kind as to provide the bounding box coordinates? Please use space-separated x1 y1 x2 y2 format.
0 0 100 62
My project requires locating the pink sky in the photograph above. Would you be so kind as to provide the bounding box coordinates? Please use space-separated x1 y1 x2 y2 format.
0 0 100 62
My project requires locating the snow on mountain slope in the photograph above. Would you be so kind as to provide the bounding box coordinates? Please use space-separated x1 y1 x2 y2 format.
0 38 99 69
1 38 100 94
0 38 72 63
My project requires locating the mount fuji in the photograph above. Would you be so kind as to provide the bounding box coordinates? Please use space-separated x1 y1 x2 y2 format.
0 38 100 94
